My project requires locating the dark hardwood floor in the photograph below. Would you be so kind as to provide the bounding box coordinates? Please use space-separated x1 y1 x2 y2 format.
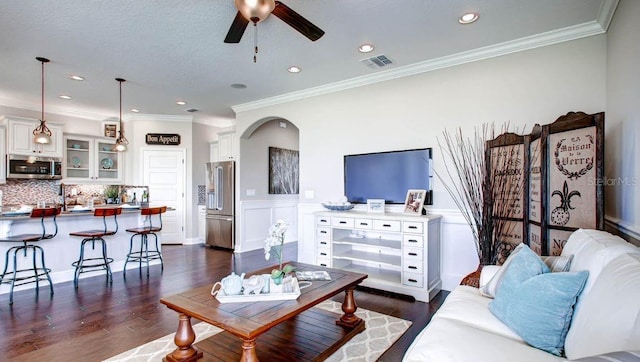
0 243 447 361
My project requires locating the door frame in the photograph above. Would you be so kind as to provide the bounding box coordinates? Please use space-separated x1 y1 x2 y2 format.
140 147 187 244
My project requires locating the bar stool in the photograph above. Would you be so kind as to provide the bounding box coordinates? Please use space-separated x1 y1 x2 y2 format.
70 208 122 288
124 206 167 276
0 207 61 305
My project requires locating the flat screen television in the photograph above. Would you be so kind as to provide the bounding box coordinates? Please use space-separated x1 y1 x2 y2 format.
344 148 433 205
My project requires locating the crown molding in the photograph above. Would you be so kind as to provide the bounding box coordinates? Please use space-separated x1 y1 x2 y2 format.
125 114 193 123
232 4 616 114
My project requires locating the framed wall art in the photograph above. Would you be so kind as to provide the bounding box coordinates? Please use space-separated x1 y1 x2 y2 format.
404 189 426 215
366 199 385 213
102 121 118 138
268 146 299 194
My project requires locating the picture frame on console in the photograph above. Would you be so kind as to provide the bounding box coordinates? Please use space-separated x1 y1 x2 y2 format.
367 199 385 213
404 189 426 215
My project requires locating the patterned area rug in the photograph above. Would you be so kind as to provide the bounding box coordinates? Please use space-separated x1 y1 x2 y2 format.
104 300 411 362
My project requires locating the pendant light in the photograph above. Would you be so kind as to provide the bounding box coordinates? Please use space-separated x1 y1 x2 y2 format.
112 78 129 152
33 57 52 144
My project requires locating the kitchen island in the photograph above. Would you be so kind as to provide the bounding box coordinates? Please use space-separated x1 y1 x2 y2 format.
0 205 164 297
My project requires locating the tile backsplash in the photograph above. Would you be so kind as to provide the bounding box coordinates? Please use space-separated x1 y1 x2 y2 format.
0 179 62 206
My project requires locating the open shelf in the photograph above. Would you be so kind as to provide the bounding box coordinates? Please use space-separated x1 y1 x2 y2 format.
333 249 401 267
333 235 400 250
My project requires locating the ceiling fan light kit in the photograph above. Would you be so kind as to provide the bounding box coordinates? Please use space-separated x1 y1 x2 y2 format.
225 0 325 62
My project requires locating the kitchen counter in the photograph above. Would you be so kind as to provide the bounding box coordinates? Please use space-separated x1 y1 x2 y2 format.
0 205 169 296
0 205 144 220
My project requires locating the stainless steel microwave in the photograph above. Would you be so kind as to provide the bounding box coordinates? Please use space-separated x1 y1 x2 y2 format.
7 155 62 180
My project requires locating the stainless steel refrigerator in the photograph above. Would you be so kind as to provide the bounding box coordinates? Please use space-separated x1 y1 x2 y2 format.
206 161 235 249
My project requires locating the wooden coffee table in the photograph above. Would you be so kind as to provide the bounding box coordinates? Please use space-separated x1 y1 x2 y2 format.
160 262 367 362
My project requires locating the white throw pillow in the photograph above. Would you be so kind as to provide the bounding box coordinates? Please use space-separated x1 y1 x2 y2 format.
480 243 525 298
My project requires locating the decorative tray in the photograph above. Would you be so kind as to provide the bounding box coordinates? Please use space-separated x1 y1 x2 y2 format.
321 203 354 211
213 278 301 303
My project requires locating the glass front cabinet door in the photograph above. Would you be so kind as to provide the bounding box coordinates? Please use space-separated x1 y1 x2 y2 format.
64 135 123 183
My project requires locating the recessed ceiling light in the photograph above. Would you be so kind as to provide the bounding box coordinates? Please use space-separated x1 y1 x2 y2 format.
358 44 375 53
59 95 72 100
176 100 187 106
459 12 479 24
68 74 85 81
230 83 247 89
130 108 140 113
287 66 301 73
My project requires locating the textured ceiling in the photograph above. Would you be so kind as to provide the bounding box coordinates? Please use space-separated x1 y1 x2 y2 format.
0 0 614 127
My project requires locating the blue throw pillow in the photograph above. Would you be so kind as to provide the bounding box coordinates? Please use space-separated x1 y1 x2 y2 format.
494 243 551 300
490 271 589 356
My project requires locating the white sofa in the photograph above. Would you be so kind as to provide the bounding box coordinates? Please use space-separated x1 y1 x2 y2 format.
403 229 640 361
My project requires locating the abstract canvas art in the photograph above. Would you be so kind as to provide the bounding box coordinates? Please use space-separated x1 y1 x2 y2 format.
269 147 299 194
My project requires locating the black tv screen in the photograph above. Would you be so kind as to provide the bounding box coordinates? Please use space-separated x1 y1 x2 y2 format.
344 148 433 205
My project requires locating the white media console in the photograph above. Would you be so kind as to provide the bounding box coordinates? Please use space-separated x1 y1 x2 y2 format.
314 210 442 302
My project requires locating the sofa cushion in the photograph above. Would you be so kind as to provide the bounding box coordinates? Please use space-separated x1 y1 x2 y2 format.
434 285 524 342
402 315 563 362
564 253 640 359
480 243 526 298
542 255 574 272
490 270 588 356
561 229 638 297
569 351 640 361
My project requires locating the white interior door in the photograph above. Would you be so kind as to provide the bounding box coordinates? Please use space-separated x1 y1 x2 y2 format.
142 149 185 244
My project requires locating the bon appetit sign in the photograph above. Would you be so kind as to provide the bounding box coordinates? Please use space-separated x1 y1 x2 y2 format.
146 133 181 146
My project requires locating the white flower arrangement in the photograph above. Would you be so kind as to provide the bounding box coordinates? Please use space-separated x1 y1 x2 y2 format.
264 219 295 284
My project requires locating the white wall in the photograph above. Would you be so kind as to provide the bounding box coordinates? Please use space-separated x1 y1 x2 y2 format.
605 0 640 239
234 35 607 290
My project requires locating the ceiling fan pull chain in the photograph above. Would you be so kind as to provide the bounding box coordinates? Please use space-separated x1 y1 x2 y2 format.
253 22 258 63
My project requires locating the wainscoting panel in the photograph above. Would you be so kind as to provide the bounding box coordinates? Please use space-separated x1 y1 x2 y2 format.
238 199 299 253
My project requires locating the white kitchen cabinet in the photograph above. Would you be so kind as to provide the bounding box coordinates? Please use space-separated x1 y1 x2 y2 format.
64 135 123 183
217 132 236 160
314 210 442 302
209 141 219 162
6 117 63 157
0 126 5 184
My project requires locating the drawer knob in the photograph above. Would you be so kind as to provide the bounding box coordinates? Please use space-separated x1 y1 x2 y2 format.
408 266 417 269
382 224 391 227
408 239 417 243
320 252 327 256
320 230 327 234
408 278 418 283
339 221 347 224
408 225 417 229
408 252 418 256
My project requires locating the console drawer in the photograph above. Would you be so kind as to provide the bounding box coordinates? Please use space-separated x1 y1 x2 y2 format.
354 218 373 229
316 248 331 259
317 258 331 268
316 227 330 241
403 260 424 274
403 272 424 288
403 234 424 248
403 221 424 233
332 217 355 228
317 239 331 249
317 216 331 226
373 219 401 232
403 247 423 261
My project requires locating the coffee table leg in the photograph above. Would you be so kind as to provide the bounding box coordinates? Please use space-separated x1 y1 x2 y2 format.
164 313 203 362
240 338 259 362
337 287 363 329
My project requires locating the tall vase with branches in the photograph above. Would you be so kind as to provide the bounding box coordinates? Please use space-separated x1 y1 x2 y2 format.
436 123 527 272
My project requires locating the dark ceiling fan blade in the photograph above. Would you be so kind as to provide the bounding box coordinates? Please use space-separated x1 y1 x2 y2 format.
224 11 250 43
272 1 325 41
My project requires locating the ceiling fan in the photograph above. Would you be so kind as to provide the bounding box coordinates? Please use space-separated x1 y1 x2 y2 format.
224 0 325 44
